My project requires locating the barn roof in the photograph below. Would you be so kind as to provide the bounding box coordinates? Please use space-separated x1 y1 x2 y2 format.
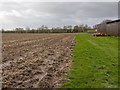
107 19 120 24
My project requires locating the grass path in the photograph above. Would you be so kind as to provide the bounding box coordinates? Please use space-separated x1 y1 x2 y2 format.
63 33 118 88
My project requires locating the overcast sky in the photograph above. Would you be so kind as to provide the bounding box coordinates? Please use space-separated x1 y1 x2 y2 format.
0 1 118 30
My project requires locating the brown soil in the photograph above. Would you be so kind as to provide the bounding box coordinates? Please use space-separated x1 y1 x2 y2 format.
2 33 75 88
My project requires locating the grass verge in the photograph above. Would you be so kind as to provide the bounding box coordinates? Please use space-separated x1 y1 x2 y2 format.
63 33 118 88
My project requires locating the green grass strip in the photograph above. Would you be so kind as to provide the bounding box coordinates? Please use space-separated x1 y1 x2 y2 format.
63 33 118 88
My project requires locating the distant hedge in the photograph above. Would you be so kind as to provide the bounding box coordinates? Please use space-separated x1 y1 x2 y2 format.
2 29 79 33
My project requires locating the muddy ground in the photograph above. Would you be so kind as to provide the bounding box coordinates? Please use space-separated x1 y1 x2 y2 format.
2 33 75 88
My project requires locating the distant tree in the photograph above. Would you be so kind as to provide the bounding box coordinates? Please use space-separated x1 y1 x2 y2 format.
66 25 72 33
41 25 45 30
68 25 72 30
63 26 67 30
2 28 4 33
44 26 48 30
83 24 88 32
15 28 24 33
73 25 79 32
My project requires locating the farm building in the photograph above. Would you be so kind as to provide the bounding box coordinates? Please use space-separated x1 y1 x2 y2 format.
95 19 120 36
95 23 107 34
106 19 120 36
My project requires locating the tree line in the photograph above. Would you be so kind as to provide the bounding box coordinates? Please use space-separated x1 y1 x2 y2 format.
2 24 92 33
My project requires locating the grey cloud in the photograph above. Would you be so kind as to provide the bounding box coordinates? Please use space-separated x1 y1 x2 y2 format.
0 2 118 29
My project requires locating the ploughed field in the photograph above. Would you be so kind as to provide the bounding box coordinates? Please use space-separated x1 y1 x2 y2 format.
2 33 75 88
